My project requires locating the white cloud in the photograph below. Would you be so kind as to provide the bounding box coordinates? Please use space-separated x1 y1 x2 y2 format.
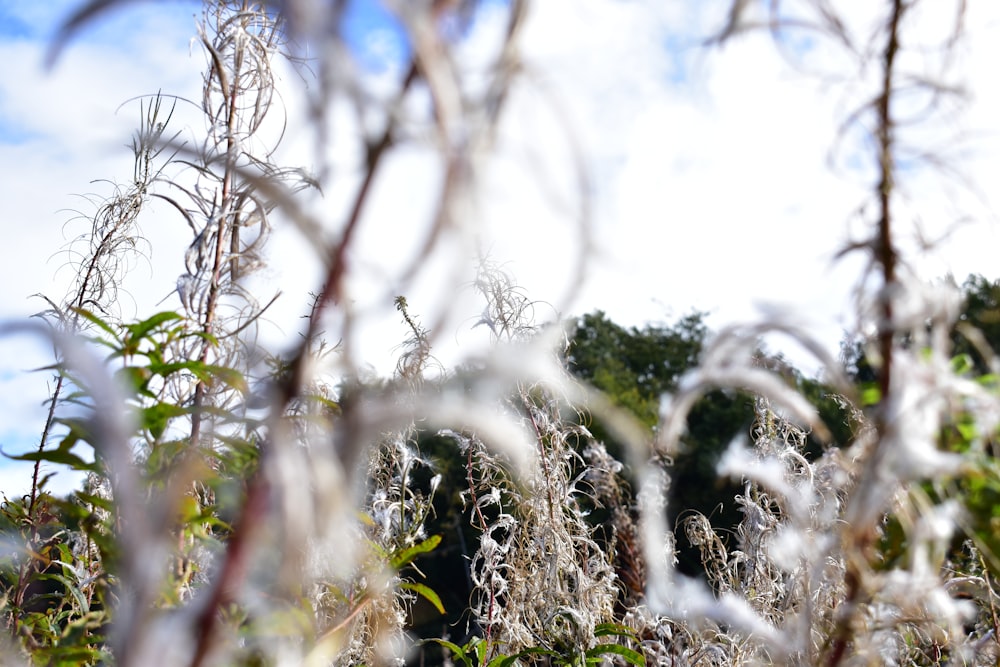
474 0 1000 367
0 4 202 497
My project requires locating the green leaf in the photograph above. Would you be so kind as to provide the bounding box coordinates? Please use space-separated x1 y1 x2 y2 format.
124 311 183 343
37 571 89 613
54 416 95 448
142 402 188 440
307 393 341 416
147 360 208 379
115 365 155 396
860 383 881 407
426 638 475 667
977 373 1000 389
188 330 219 346
204 364 248 394
71 307 119 339
400 581 445 614
594 622 639 640
956 419 978 445
146 361 247 394
390 534 442 569
495 647 556 666
73 492 114 512
952 353 974 375
5 447 97 472
36 471 58 491
585 644 645 666
27 645 106 664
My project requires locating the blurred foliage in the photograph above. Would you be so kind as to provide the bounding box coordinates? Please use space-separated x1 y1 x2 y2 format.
955 275 1000 375
564 310 860 576
567 310 705 431
848 276 1000 580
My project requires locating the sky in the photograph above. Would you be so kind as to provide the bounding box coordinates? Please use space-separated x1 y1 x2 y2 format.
2 0 1000 497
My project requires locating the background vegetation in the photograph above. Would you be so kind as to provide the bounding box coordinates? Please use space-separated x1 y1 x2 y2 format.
4 1 1000 666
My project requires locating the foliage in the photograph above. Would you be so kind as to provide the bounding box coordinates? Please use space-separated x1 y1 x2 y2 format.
5 1 1000 666
565 311 746 575
567 311 706 430
954 275 1000 375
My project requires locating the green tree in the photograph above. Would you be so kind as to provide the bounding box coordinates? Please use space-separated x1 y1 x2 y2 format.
843 274 1000 384
566 310 706 431
566 311 753 575
566 312 861 578
954 275 1000 375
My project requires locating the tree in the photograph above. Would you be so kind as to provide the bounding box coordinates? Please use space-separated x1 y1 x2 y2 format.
954 275 1000 375
567 310 706 429
844 274 1000 384
566 311 749 573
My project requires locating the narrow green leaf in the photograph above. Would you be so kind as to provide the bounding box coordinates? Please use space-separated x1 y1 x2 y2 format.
188 330 219 346
957 420 978 444
495 647 556 666
124 311 183 342
36 471 58 491
400 581 445 614
54 417 91 443
426 639 474 667
71 307 119 339
860 384 881 406
585 644 645 666
115 365 155 396
30 362 69 373
148 360 209 379
6 448 97 472
977 373 999 388
27 645 106 663
146 361 247 394
594 622 639 640
74 492 114 512
142 402 188 440
37 572 89 613
391 534 442 569
952 353 974 375
308 394 341 416
204 364 248 394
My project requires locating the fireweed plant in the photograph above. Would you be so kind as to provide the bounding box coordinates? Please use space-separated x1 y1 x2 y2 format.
4 0 1000 666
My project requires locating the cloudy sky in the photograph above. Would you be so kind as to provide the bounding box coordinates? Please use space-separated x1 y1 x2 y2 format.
2 0 1000 497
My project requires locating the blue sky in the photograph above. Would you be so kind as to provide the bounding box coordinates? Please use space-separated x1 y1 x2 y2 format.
3 0 1000 499
0 0 416 496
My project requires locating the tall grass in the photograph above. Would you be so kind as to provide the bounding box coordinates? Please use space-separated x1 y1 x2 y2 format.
3 1 1000 666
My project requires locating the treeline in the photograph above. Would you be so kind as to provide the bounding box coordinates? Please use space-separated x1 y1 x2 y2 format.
366 273 1000 661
